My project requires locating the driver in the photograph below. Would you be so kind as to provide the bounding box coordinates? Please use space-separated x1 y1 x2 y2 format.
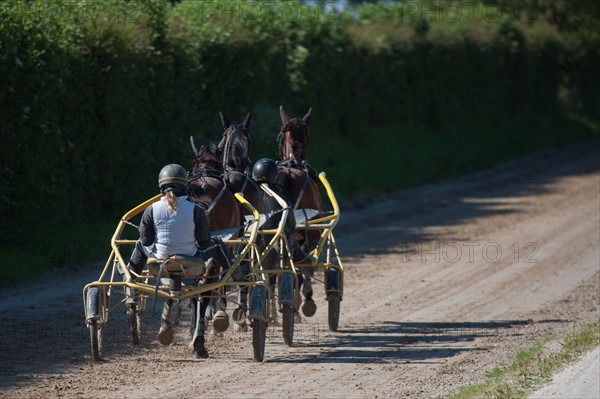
125 163 221 358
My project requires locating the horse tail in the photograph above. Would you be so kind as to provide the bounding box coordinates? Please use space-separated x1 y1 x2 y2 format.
165 191 178 212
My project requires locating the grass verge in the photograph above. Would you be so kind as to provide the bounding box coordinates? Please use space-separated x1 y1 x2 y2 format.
445 322 600 399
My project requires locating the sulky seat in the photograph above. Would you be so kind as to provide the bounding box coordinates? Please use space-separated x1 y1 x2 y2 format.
146 255 208 279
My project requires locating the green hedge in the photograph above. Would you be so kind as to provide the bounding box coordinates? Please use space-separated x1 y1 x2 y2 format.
0 0 598 270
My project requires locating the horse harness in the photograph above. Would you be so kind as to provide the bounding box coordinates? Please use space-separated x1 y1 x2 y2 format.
279 161 311 211
188 169 229 215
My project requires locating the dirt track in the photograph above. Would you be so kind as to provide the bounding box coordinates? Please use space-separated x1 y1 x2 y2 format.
1 139 599 399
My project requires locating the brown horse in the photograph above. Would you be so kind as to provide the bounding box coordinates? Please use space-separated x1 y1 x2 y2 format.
217 112 264 216
188 140 241 234
277 105 323 234
217 113 272 327
277 105 323 317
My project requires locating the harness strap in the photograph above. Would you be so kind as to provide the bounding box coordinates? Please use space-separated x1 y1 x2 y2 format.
206 177 228 214
293 169 310 211
240 174 249 193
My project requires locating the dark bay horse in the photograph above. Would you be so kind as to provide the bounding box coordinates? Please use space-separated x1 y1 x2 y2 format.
216 112 271 327
217 112 264 216
277 105 323 317
188 140 241 232
186 140 242 335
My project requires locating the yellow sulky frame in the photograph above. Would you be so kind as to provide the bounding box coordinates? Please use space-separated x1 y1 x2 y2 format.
82 192 266 357
293 172 344 331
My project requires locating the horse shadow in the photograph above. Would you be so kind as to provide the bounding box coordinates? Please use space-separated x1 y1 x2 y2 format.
267 319 567 364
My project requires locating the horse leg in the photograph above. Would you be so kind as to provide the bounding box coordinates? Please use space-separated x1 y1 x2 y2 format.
233 260 250 332
158 275 181 345
159 299 175 345
269 273 279 325
189 297 197 337
301 271 317 317
233 286 249 332
293 273 303 323
191 294 209 358
212 289 230 333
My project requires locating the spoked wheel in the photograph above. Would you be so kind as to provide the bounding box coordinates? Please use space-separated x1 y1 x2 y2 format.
328 300 340 332
282 304 295 346
252 319 267 362
89 319 103 361
127 304 142 346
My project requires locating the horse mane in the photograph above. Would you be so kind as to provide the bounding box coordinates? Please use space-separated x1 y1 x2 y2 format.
187 142 223 211
277 118 309 162
221 124 252 172
191 142 224 178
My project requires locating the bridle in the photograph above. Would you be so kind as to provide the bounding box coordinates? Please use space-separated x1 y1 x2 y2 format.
222 124 251 171
279 119 309 162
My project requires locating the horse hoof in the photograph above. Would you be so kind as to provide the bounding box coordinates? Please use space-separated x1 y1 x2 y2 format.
193 336 209 359
302 299 317 317
213 310 230 333
232 307 246 325
234 321 248 333
158 322 174 346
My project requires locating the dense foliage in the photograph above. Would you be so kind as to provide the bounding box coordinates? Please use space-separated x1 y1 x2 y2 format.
0 0 597 281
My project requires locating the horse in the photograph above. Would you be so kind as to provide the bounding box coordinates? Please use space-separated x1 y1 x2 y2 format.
276 105 323 318
217 112 264 216
219 112 290 331
188 139 241 232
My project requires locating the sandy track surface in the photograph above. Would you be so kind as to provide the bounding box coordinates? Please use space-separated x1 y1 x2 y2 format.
530 346 600 399
1 139 599 399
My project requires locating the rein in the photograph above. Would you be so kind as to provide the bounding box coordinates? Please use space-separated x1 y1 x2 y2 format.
225 168 250 194
206 177 229 215
280 162 311 211
188 167 228 215
293 170 310 211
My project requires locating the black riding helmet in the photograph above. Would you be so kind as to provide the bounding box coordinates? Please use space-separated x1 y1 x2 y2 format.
158 164 188 190
252 158 278 184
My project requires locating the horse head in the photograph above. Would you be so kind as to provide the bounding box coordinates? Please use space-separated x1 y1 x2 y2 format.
278 105 312 164
190 138 224 177
218 112 252 172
